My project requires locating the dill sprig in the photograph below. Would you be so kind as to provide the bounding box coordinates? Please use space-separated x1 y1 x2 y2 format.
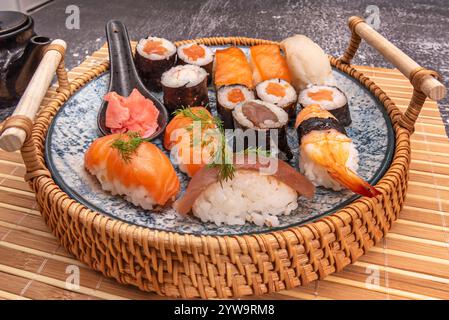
207 120 235 183
110 131 146 163
208 143 235 183
173 106 217 131
240 146 272 158
174 106 236 183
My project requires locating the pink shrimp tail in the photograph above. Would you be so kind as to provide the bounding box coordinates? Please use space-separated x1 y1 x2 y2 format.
327 164 381 198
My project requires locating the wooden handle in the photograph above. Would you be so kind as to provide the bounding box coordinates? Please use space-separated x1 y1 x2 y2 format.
346 16 446 101
0 40 67 152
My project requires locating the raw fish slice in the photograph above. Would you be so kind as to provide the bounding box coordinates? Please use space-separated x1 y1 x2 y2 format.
163 106 214 150
250 44 291 85
214 47 253 89
173 155 315 215
85 134 180 206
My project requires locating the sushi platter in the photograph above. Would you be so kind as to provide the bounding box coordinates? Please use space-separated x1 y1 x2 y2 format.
45 52 393 235
0 16 445 298
43 20 394 235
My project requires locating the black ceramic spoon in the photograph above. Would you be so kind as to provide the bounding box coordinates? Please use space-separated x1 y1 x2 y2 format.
97 20 168 139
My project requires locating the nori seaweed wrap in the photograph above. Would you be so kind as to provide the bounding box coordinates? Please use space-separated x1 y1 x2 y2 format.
161 65 209 116
135 37 177 92
255 78 298 121
216 85 255 129
177 43 214 85
298 85 351 126
232 100 292 160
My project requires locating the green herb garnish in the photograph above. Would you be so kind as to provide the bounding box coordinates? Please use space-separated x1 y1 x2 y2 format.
173 106 217 131
207 120 235 183
174 106 236 183
240 146 272 157
208 141 235 183
110 131 146 163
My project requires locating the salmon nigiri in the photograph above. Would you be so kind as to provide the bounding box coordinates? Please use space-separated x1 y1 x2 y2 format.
163 106 214 150
250 44 291 86
214 47 253 89
85 133 180 209
164 107 220 177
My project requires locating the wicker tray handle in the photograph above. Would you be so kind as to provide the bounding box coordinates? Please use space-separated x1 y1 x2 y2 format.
340 16 446 132
0 40 69 153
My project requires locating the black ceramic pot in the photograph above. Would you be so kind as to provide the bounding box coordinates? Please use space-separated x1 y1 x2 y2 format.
0 11 51 104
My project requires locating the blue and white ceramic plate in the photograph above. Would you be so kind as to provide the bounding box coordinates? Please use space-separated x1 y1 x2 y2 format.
45 49 394 236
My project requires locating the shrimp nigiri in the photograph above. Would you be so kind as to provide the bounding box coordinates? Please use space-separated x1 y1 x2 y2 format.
85 132 180 209
295 104 380 197
164 107 220 177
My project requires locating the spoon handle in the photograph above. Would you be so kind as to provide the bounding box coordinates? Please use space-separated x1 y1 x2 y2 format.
105 20 140 96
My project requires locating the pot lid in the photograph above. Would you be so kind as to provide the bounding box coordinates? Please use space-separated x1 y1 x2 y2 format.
0 11 29 36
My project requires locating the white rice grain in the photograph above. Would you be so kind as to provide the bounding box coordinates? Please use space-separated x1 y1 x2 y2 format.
192 170 299 227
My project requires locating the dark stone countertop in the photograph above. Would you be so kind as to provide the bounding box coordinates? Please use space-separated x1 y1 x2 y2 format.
2 0 449 136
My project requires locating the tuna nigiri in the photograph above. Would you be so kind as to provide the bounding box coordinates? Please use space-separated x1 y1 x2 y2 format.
85 132 180 209
174 155 315 227
250 44 291 86
214 47 253 89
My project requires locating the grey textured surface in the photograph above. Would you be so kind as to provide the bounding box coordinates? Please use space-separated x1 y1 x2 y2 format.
2 0 448 135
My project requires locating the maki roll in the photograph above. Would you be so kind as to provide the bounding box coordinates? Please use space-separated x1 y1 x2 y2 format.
173 155 315 227
161 65 209 115
298 85 351 126
249 44 291 86
255 78 298 120
214 47 253 89
216 85 255 129
295 104 379 197
232 100 292 160
135 37 177 91
177 43 214 84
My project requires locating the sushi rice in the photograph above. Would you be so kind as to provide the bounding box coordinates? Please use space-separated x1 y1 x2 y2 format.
136 36 177 60
299 140 359 191
177 43 214 67
87 165 157 210
192 170 299 227
256 78 297 107
161 65 208 88
217 85 255 110
232 99 288 129
298 85 347 110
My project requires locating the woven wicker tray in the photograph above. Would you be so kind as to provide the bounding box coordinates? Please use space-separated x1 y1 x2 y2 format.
0 17 446 298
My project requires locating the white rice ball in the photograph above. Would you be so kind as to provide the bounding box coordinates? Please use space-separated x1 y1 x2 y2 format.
192 170 299 227
299 141 359 191
87 165 156 210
